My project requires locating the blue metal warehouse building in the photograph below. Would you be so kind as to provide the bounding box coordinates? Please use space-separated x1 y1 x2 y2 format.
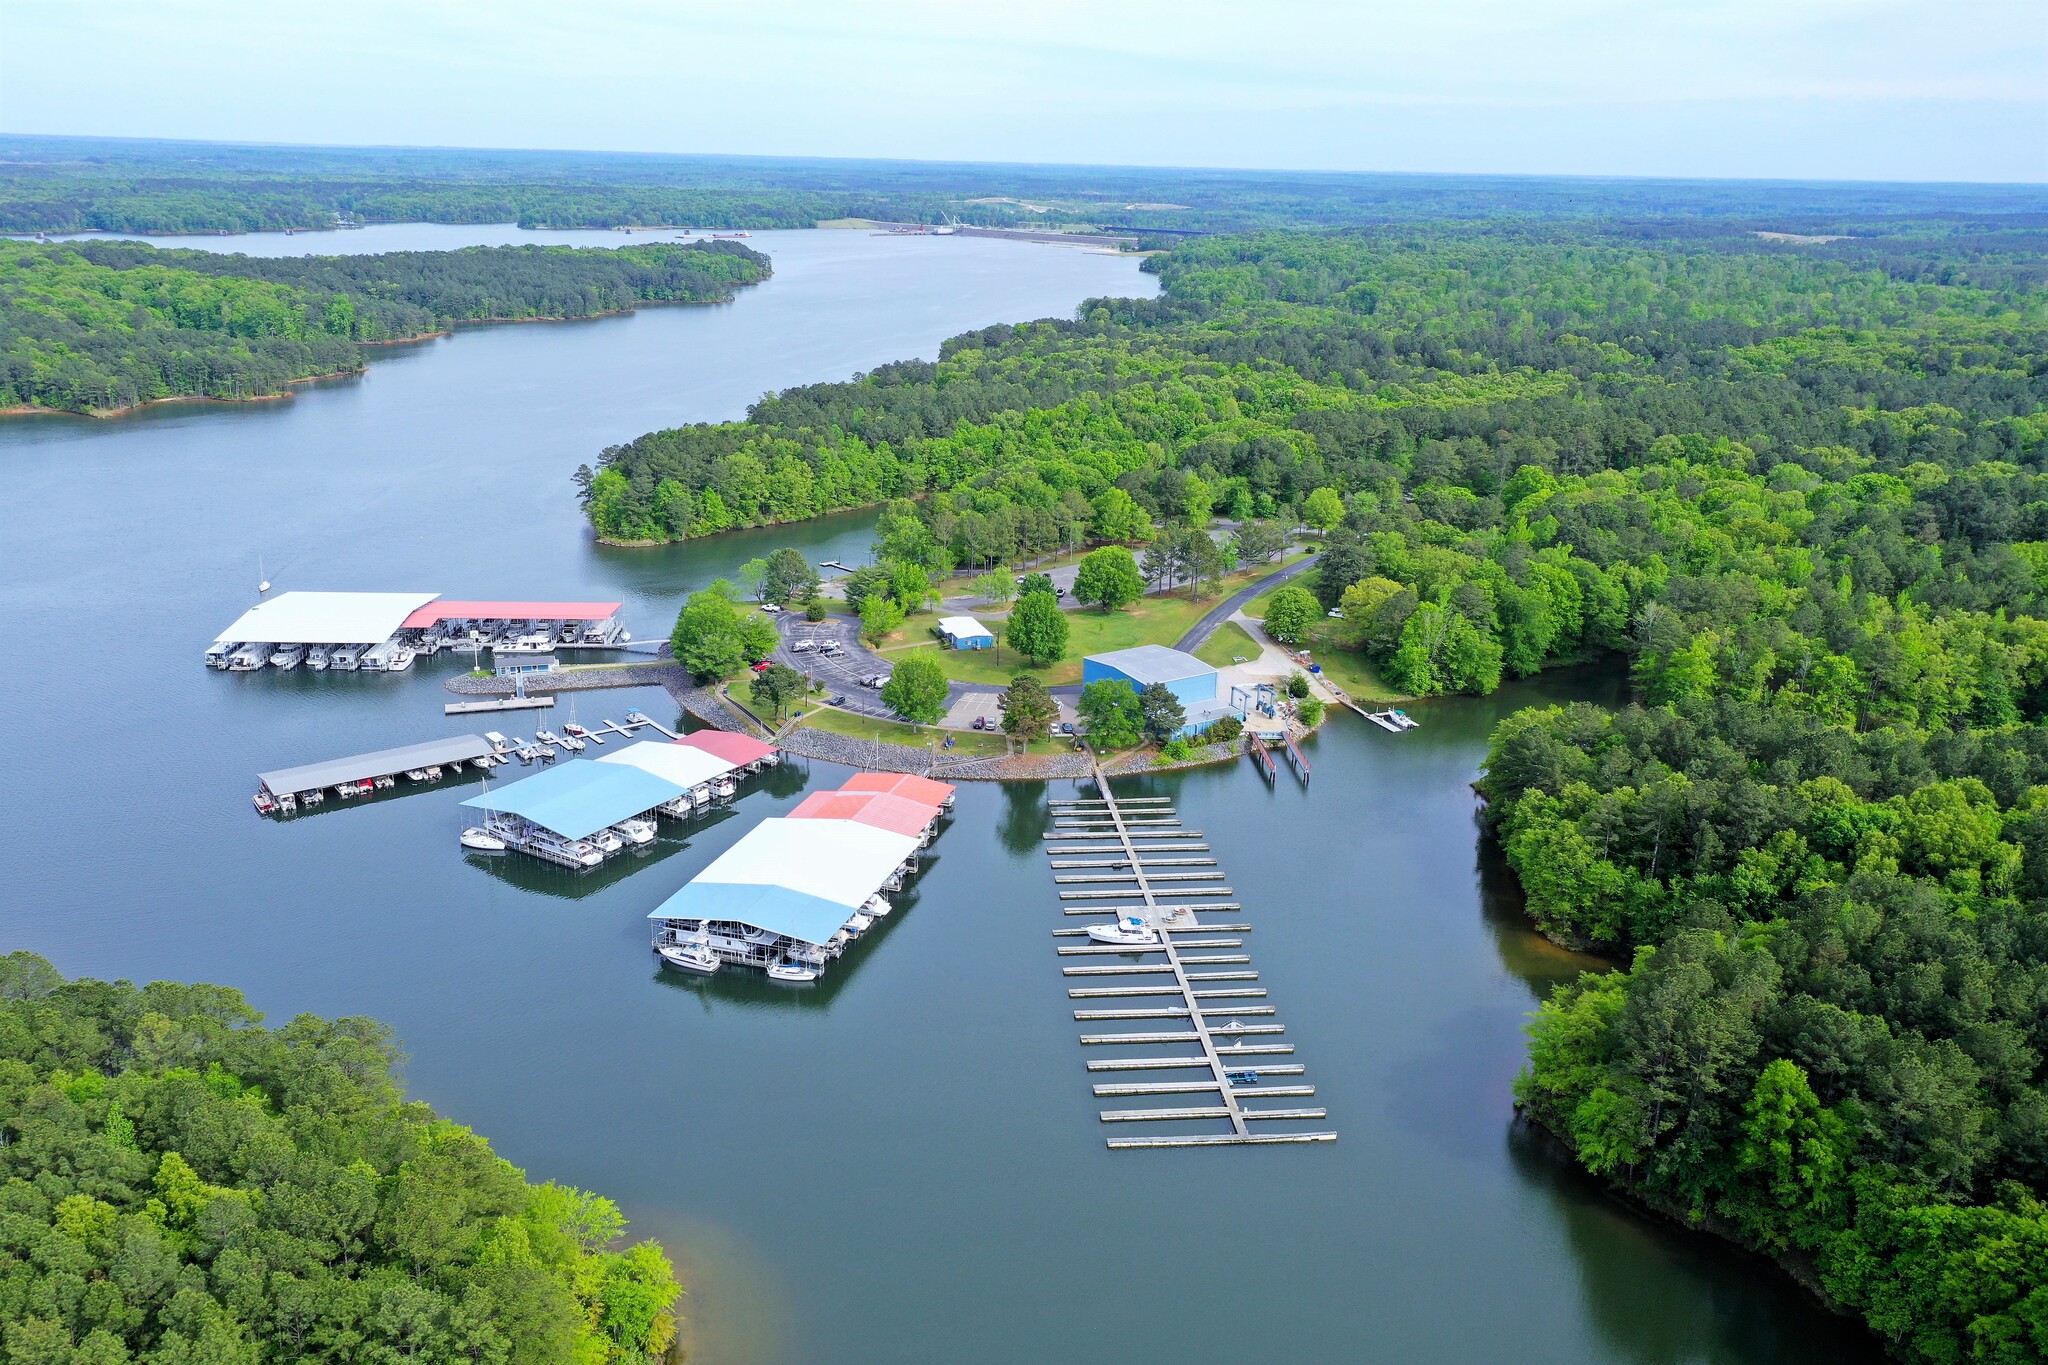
1082 645 1243 739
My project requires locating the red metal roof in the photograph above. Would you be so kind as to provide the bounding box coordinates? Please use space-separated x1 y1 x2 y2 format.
787 791 939 839
840 772 957 806
674 731 779 765
400 600 623 628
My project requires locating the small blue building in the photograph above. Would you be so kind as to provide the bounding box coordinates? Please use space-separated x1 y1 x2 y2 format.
937 615 995 650
494 654 559 677
1083 645 1242 739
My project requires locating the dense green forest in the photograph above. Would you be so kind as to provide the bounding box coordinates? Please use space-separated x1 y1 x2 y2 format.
590 225 2048 1359
0 952 679 1363
0 238 768 413
4 134 2043 238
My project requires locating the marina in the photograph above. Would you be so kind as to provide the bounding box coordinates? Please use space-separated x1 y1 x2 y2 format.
461 731 782 868
0 216 1872 1365
209 592 631 674
646 774 954 979
1042 781 1336 1150
252 735 494 815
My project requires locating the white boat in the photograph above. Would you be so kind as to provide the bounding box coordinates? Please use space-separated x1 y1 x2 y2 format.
306 645 331 670
713 778 738 799
535 729 560 744
612 818 657 846
460 827 507 851
656 941 721 975
591 829 625 854
842 912 875 936
559 734 586 751
862 893 892 917
329 644 361 670
269 643 305 669
1086 916 1160 946
766 960 819 983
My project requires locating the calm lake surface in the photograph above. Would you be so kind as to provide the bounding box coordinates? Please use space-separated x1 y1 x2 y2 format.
0 227 1876 1363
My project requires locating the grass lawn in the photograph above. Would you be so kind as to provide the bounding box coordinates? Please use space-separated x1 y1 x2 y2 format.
1298 628 1404 702
1194 621 1263 669
793 703 1024 757
907 557 1310 687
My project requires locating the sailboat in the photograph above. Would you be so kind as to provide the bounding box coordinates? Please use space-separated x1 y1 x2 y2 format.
460 771 507 851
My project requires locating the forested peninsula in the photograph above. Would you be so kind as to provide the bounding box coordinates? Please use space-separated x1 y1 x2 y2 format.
0 238 769 415
590 224 2048 1359
0 952 679 1363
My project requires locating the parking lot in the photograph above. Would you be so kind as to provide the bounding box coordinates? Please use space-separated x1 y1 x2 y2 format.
766 612 899 719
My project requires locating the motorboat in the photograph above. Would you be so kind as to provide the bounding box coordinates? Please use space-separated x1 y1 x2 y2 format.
591 829 625 854
842 912 874 936
1086 916 1160 946
655 941 721 975
205 641 235 669
713 778 738 799
535 729 560 745
558 734 586 752
862 894 892 917
270 644 306 669
767 960 819 983
252 791 277 815
329 645 361 670
560 840 604 868
1390 709 1419 729
612 818 657 846
460 827 507 851
306 646 332 670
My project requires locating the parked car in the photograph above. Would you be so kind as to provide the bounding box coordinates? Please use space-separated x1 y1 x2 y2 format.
760 603 782 613
971 716 987 731
829 694 848 706
791 639 817 652
1058 722 1075 736
820 642 844 656
1327 608 1344 619
750 661 773 673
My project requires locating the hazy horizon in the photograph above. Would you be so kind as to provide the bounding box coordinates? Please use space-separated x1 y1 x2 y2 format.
3 0 2041 185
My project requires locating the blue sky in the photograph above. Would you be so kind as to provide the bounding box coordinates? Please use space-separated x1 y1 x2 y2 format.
5 0 2042 182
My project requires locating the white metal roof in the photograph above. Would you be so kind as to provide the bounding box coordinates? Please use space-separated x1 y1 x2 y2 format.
595 740 735 788
692 817 919 908
213 591 440 645
1087 644 1215 686
937 615 992 638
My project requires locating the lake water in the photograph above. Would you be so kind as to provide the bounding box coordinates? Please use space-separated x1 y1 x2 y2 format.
0 227 1876 1363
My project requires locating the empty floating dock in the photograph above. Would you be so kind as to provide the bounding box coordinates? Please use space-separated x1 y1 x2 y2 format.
1044 782 1335 1150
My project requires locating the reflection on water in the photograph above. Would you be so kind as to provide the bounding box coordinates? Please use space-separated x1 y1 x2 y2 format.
0 227 1881 1363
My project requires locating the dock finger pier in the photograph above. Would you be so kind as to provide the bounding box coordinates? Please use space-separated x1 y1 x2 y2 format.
1045 771 1336 1150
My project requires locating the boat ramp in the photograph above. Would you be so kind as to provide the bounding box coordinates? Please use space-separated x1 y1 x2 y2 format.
1042 773 1336 1150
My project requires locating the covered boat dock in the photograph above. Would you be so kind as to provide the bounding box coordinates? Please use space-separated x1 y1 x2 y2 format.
255 734 493 813
648 817 924 971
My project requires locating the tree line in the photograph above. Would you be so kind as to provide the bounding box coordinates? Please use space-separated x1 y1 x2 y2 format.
0 238 769 414
0 952 679 1363
596 223 2048 1360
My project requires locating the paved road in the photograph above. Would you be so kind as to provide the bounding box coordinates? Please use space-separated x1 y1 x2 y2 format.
768 551 1320 720
1175 553 1319 652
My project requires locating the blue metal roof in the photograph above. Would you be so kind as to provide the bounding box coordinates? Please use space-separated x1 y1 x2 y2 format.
1086 644 1214 686
461 759 682 839
646 881 858 948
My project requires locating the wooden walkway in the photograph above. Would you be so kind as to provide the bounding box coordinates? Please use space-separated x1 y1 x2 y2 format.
1044 771 1336 1151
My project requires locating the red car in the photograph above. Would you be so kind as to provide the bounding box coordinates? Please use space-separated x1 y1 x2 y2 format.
751 661 773 673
